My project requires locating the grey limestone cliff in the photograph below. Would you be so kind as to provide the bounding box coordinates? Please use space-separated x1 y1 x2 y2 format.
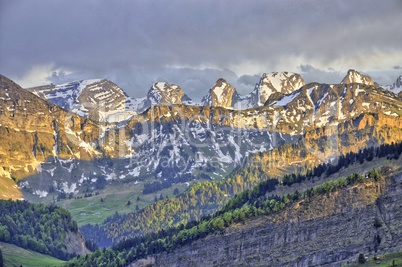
130 174 402 267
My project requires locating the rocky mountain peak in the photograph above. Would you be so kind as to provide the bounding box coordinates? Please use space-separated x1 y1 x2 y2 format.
26 79 135 122
256 72 305 104
147 82 185 105
397 75 402 88
27 79 104 111
383 75 402 94
0 74 104 180
341 69 374 85
201 78 239 108
0 74 56 118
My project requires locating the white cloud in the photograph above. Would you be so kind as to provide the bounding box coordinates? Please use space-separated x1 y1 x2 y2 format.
16 64 74 88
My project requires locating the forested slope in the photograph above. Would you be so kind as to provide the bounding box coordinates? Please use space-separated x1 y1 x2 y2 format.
0 200 87 260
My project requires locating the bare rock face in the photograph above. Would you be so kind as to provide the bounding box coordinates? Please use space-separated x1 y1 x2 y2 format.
128 82 195 113
202 78 239 108
147 82 185 105
0 75 102 181
27 80 196 119
199 73 305 109
383 75 402 94
27 79 128 114
27 79 137 122
256 72 305 104
230 72 305 109
341 69 374 85
131 177 402 267
397 75 402 88
65 231 90 255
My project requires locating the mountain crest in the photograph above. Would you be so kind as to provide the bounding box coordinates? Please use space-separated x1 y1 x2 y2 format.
255 71 305 105
341 69 374 85
397 75 402 88
383 75 402 94
147 82 185 105
27 79 129 119
202 78 239 108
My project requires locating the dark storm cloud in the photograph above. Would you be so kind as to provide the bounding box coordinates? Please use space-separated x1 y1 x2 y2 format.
394 66 402 70
0 0 401 98
298 64 344 84
237 75 261 87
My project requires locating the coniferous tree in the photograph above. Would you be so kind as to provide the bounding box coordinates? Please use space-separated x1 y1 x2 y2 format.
173 188 180 195
358 253 366 264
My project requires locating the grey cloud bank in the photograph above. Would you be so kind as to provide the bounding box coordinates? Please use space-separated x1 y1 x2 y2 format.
0 0 401 100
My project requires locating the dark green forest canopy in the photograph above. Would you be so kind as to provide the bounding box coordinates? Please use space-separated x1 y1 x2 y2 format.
0 200 79 260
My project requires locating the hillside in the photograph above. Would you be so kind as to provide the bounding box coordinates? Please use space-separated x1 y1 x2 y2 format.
0 199 88 260
81 112 402 247
138 171 392 267
0 75 103 189
0 241 65 267
66 157 402 266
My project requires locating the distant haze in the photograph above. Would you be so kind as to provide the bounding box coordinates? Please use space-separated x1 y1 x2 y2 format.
0 0 401 101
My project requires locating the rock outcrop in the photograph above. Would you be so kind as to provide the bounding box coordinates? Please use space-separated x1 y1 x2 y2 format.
383 75 402 94
256 71 305 105
147 82 192 106
0 75 102 182
201 78 239 108
341 69 374 85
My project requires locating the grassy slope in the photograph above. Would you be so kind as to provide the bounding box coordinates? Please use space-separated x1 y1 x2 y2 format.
0 242 65 267
0 177 22 200
345 251 402 266
24 179 192 226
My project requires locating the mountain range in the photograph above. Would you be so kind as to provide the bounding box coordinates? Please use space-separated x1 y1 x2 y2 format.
27 69 402 119
1 69 402 266
0 69 400 198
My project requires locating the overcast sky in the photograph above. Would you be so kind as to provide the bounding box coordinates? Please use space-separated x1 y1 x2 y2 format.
0 0 401 100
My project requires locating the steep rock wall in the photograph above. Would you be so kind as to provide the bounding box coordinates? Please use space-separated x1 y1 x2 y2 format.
131 176 402 267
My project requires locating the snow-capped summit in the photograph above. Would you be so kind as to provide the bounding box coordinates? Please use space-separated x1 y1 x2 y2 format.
200 73 305 109
257 72 305 104
28 79 197 120
27 79 104 112
382 75 402 94
341 69 374 85
201 78 239 108
27 79 134 122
